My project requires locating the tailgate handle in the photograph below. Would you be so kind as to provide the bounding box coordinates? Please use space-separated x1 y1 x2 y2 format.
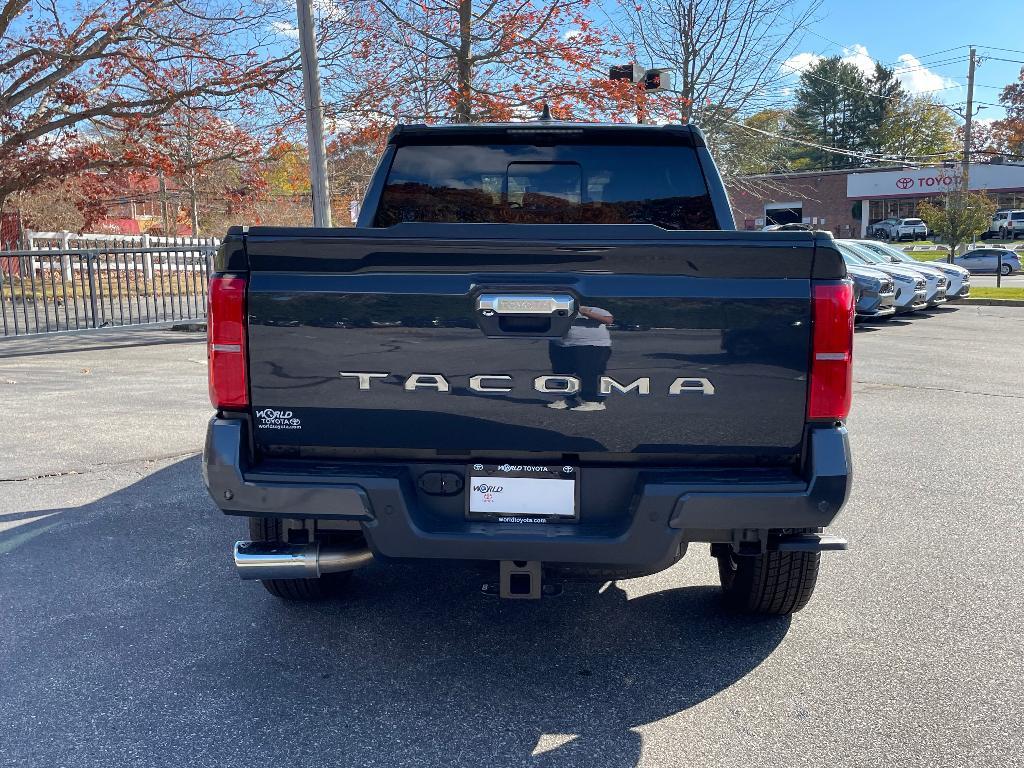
475 293 576 337
477 294 575 316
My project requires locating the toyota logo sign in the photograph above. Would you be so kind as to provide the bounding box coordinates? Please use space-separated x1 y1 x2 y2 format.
896 177 914 190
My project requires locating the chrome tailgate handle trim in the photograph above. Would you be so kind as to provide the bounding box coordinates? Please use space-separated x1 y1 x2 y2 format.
476 294 575 316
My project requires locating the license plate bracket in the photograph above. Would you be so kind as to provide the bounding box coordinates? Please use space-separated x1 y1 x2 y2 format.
466 463 579 523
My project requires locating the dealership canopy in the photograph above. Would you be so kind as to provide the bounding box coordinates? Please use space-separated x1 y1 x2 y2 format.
848 165 1024 200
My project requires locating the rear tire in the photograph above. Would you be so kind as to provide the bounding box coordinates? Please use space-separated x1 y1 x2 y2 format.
716 547 820 615
1001 263 1013 276
247 517 353 600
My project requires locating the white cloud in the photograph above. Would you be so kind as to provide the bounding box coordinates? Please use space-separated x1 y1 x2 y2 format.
780 51 821 75
313 0 347 21
782 44 873 77
894 53 960 95
780 44 962 99
841 44 876 77
562 29 581 41
271 20 299 39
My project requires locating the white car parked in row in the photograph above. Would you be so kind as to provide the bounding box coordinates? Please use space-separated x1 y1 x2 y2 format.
835 241 928 313
870 217 929 241
852 239 970 300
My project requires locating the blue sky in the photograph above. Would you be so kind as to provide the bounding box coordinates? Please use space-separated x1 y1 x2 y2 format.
782 0 1024 121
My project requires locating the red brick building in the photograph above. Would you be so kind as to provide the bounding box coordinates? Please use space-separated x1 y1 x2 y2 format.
96 174 191 235
728 170 859 237
728 163 1024 237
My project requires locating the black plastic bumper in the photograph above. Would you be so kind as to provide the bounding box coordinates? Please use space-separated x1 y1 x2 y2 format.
203 418 852 568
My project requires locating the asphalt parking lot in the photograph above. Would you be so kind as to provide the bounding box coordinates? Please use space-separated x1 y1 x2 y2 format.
1 306 1022 768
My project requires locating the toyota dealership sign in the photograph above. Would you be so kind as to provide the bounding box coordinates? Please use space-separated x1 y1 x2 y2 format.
847 163 1024 199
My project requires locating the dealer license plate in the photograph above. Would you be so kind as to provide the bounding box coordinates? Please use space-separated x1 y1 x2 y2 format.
467 463 578 522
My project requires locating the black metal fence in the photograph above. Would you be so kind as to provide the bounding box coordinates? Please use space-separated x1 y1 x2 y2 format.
0 247 214 337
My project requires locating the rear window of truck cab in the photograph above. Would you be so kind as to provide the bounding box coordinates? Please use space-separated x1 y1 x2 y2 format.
374 143 716 229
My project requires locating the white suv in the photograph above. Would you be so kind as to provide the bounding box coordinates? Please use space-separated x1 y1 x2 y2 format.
872 217 929 241
989 210 1024 240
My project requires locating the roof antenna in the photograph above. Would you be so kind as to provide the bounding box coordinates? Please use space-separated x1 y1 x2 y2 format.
539 103 552 121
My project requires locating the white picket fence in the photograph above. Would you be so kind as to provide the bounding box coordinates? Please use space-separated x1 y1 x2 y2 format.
27 230 220 251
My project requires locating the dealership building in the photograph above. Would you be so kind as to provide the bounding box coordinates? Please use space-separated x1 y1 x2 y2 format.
728 163 1024 237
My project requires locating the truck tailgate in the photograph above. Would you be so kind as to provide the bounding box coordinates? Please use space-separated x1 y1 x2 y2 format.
243 227 823 462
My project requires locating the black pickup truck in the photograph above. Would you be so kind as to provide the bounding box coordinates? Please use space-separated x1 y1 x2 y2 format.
203 120 853 614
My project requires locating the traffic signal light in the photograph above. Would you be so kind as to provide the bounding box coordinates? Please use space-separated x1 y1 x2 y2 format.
609 63 644 83
643 68 673 92
608 63 673 90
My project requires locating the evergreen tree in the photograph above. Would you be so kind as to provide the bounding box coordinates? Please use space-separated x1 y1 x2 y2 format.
790 57 871 169
863 63 906 155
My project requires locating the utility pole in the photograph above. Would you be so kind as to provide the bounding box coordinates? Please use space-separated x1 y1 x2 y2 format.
950 48 974 264
296 0 332 227
961 46 977 190
159 170 170 235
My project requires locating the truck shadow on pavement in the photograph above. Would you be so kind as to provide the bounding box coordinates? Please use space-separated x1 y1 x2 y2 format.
0 456 791 768
856 306 961 333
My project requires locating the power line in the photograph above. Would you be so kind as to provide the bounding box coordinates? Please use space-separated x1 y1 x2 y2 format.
784 59 964 107
976 45 1024 56
880 49 966 68
883 45 969 66
889 56 970 73
777 55 984 123
726 118 931 167
981 56 1024 66
784 55 967 81
799 33 968 70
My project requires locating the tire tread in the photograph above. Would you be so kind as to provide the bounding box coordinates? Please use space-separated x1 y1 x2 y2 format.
718 548 820 615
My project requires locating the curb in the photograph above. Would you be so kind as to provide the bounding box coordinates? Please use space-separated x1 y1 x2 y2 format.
947 298 1024 307
170 321 207 332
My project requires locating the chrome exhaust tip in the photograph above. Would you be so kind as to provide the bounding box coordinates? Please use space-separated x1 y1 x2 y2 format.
233 540 373 580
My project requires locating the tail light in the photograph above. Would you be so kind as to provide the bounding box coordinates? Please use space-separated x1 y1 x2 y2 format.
208 276 248 409
808 282 854 421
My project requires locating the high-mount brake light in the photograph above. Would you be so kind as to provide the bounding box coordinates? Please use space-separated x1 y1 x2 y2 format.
208 276 248 409
808 282 854 421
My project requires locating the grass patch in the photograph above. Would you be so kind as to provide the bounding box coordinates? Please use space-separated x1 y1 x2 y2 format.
889 240 948 261
968 287 1024 300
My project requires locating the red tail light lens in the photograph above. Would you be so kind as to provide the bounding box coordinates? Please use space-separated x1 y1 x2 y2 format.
208 276 248 409
808 282 854 421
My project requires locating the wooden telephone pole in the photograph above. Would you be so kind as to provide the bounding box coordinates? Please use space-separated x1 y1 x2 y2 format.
296 0 332 227
961 46 977 189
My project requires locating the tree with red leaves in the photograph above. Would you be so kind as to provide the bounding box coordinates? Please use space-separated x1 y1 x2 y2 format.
0 0 298 216
143 100 273 235
994 66 1024 159
318 0 637 149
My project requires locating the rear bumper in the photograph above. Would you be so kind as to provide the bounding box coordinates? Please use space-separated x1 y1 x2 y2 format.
203 418 852 569
895 229 926 240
